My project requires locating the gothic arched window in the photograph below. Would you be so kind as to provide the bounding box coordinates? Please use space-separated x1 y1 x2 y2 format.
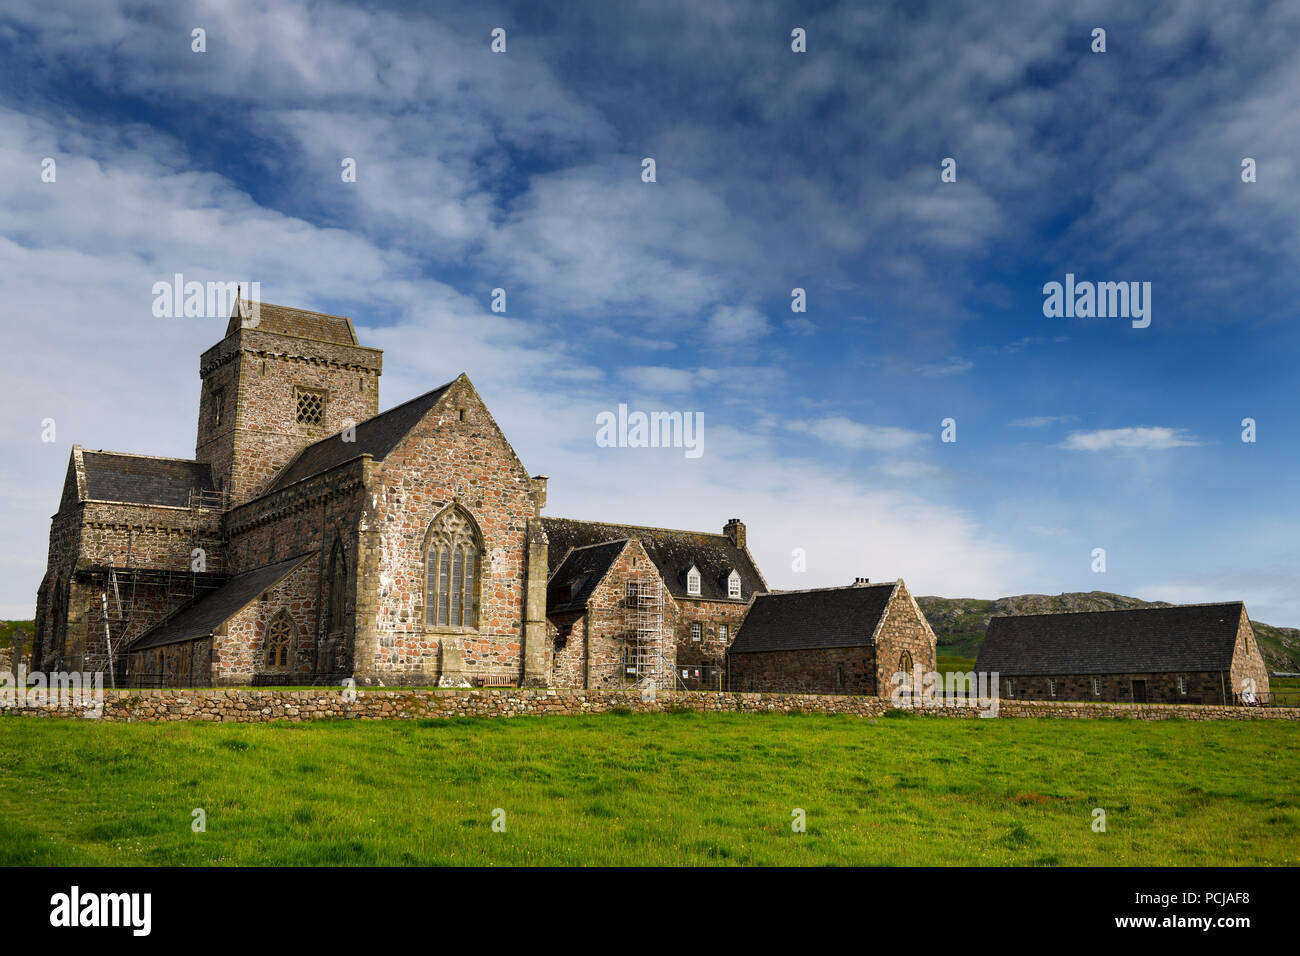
265 611 295 669
424 505 483 629
326 540 347 636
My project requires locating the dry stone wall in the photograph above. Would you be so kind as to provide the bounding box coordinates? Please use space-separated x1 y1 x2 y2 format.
2 687 1296 722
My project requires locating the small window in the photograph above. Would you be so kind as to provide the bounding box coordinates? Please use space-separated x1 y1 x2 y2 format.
719 624 729 643
1049 678 1057 697
686 567 701 596
212 388 224 426
691 622 702 642
1006 679 1015 698
265 613 294 669
1092 676 1100 697
1178 676 1187 695
727 570 741 599
294 386 326 425
457 408 466 421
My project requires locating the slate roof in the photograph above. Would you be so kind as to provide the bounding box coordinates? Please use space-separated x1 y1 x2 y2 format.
540 517 764 602
975 603 1247 676
226 300 359 345
81 451 215 507
271 380 455 490
128 554 316 651
729 583 899 653
546 540 630 616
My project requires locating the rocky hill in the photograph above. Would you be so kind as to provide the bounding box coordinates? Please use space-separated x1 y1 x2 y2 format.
915 592 1300 673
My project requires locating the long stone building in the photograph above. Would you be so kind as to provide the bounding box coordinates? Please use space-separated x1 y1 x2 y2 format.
30 301 768 689
975 603 1271 704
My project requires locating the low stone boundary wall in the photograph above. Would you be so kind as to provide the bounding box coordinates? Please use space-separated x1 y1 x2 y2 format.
1 687 1298 722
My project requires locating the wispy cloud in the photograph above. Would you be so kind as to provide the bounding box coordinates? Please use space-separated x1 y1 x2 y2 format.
1058 427 1201 451
1010 415 1076 428
788 416 929 451
914 356 972 377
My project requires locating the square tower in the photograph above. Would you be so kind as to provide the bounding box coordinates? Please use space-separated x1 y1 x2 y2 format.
196 301 383 505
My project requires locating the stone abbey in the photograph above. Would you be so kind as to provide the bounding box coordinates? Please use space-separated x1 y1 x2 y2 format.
30 301 793 689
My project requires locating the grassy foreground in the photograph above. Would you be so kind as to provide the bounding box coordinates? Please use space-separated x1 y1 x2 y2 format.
0 712 1297 866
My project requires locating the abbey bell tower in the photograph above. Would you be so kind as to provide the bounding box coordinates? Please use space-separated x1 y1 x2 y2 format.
195 301 383 505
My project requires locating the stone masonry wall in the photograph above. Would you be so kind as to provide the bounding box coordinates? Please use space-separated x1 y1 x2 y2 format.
729 645 877 695
1004 671 1234 704
355 377 541 686
873 581 939 695
3 687 1297 723
1231 609 1272 701
675 596 747 690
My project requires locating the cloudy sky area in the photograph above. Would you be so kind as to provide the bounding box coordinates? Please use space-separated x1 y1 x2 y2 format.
1 0 1298 623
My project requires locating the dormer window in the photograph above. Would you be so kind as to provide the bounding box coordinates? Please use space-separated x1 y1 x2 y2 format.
727 569 741 599
686 566 701 596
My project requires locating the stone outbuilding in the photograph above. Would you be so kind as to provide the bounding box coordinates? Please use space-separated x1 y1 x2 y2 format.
975 602 1271 704
727 579 937 695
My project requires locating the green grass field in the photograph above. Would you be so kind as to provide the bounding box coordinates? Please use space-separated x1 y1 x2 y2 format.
1 712 1296 866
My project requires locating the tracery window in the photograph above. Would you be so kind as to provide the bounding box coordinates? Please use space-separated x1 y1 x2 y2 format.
265 612 295 668
425 506 483 629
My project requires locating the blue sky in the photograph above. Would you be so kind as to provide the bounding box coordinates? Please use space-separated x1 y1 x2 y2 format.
1 0 1298 623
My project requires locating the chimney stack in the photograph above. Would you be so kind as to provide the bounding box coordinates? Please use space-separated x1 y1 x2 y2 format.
853 577 870 586
723 517 745 549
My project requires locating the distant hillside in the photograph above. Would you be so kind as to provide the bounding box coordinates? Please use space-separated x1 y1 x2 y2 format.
914 593 1300 674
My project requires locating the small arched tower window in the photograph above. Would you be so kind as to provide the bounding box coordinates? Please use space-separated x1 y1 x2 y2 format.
424 504 484 629
326 540 347 636
265 611 296 669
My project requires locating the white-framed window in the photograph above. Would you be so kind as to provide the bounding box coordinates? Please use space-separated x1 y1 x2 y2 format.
1178 675 1187 695
719 624 729 643
1049 678 1057 697
686 567 701 596
1006 679 1014 698
691 622 702 642
1092 676 1100 697
727 570 741 599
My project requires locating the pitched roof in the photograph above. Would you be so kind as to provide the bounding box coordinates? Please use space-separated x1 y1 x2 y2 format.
81 451 215 507
128 553 315 651
270 380 455 490
975 603 1247 675
540 516 764 602
729 583 898 653
226 300 358 345
546 540 631 616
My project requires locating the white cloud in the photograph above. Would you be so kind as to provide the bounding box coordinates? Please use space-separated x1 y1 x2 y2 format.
788 416 929 451
1058 427 1201 451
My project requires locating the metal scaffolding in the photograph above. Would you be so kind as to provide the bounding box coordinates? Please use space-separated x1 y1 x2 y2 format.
88 488 229 680
622 571 676 690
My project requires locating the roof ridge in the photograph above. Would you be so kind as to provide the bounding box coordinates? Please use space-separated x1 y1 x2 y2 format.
562 538 634 554
991 601 1244 621
544 515 733 541
759 582 898 597
83 449 207 466
238 299 350 321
